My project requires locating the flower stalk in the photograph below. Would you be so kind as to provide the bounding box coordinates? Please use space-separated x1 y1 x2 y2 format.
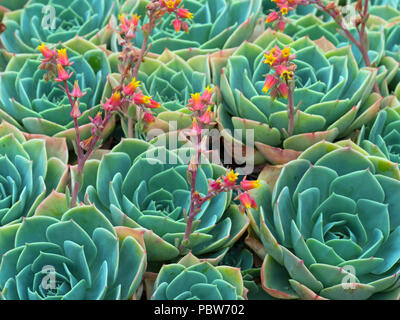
266 0 380 94
115 0 193 138
38 45 115 208
180 88 260 253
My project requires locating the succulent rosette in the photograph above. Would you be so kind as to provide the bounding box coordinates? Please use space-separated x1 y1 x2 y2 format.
0 0 118 54
248 140 400 300
214 30 379 165
73 139 249 263
0 198 146 300
151 253 245 300
0 38 114 142
357 97 400 164
0 120 67 226
115 0 262 55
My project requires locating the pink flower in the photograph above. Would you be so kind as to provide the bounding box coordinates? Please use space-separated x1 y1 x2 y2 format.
176 7 193 20
188 93 205 111
133 91 151 105
103 91 121 111
55 64 73 82
262 75 278 94
278 20 286 32
123 78 141 96
37 43 55 60
278 82 288 99
201 86 214 104
198 107 212 124
265 11 279 23
57 49 73 67
238 193 258 211
147 99 161 109
71 81 86 98
70 101 81 118
240 177 261 191
143 112 155 124
172 18 182 33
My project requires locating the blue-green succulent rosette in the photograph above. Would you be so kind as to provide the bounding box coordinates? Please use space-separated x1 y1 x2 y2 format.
0 38 115 143
0 196 147 300
72 138 250 264
152 253 246 300
114 0 263 57
213 30 379 166
248 140 400 300
357 95 400 165
0 120 68 227
0 0 118 53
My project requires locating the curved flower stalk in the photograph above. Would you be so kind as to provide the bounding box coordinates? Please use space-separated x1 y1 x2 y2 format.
72 139 249 263
113 0 263 55
284 9 400 95
213 30 379 166
0 199 146 300
0 38 115 142
248 140 400 300
152 253 245 300
0 120 68 226
0 0 118 54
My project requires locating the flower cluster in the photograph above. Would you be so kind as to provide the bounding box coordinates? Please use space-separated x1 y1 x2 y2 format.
103 78 160 125
187 86 215 135
38 44 74 83
208 170 260 214
38 44 85 119
161 0 194 33
262 46 296 100
265 0 306 31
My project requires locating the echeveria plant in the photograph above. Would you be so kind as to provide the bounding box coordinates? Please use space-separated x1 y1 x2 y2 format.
0 38 114 142
73 139 249 262
152 253 245 300
0 0 118 53
214 30 378 165
115 0 263 55
248 140 400 300
0 120 67 226
0 199 146 300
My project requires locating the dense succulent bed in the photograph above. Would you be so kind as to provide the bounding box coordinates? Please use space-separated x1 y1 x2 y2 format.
0 0 399 301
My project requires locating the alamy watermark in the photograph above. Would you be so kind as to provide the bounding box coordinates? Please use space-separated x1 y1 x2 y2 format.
41 5 56 30
145 121 255 175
